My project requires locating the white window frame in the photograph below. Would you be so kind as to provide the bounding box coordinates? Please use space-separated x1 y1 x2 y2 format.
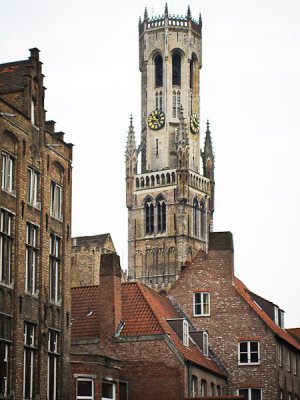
203 331 209 357
182 320 189 347
27 168 39 207
23 323 36 400
287 350 291 372
77 378 94 400
193 292 210 316
50 182 63 220
0 209 12 284
191 375 198 398
278 343 282 366
274 305 279 325
25 223 38 294
237 388 262 400
47 330 59 400
292 353 297 375
102 381 116 400
1 152 14 194
238 341 260 365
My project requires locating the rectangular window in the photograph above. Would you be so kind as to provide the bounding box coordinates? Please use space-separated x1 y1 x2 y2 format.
287 350 291 372
27 168 39 207
50 182 62 220
77 378 94 400
1 153 14 193
238 341 260 365
48 330 59 400
25 223 38 294
278 343 282 366
274 305 279 325
193 292 210 316
238 388 262 400
23 323 36 400
172 92 181 118
200 380 207 397
0 209 13 284
49 235 60 303
203 332 209 357
102 381 115 400
182 320 189 347
292 353 297 375
0 313 11 398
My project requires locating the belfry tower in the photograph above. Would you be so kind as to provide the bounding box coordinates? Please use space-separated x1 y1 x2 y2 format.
126 5 215 289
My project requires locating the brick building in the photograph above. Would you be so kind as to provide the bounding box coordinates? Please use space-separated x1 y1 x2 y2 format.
169 232 300 398
71 234 115 287
0 49 73 399
70 253 231 400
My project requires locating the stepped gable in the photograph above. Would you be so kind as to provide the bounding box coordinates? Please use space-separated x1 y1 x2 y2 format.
121 282 226 377
234 277 300 351
71 285 100 339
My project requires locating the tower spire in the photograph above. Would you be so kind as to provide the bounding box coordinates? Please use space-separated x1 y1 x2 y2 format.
164 3 169 17
144 7 148 20
187 5 191 19
126 115 136 156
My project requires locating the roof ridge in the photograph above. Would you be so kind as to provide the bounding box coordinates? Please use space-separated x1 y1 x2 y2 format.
71 285 99 290
233 277 300 351
137 282 169 335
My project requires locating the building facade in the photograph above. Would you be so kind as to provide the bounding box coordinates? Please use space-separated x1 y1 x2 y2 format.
169 232 300 399
0 49 73 399
71 234 116 287
126 5 215 289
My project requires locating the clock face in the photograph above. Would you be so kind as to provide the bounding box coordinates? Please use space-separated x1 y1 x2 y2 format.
147 109 165 130
190 113 200 134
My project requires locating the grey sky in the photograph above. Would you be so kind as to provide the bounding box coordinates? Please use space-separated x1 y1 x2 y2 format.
1 0 300 326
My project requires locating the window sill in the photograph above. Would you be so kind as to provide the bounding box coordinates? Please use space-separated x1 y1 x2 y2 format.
1 188 16 197
238 362 261 366
49 299 62 307
50 214 63 222
27 202 41 210
193 313 210 317
0 281 14 289
24 291 39 298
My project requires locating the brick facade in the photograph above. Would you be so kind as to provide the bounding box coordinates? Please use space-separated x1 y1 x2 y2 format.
169 232 300 398
0 49 73 399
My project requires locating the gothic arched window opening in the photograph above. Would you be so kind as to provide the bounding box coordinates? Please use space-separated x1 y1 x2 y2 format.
154 54 163 87
172 90 180 118
172 52 181 86
145 199 154 234
200 200 206 239
157 197 166 233
193 197 199 237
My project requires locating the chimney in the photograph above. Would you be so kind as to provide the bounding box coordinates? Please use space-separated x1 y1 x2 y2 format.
98 253 122 340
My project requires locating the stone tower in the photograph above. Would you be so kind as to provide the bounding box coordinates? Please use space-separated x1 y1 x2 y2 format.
126 5 215 290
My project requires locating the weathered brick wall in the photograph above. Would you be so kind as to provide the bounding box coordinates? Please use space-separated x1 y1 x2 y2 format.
169 244 294 398
0 49 72 399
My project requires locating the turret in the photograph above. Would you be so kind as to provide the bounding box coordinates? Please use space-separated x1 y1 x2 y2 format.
202 120 215 229
125 115 137 208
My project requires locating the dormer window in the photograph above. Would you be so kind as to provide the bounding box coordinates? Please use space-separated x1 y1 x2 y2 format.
274 306 279 325
183 320 189 347
203 332 208 356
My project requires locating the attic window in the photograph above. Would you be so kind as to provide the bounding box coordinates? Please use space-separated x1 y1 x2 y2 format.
183 320 189 347
203 332 209 356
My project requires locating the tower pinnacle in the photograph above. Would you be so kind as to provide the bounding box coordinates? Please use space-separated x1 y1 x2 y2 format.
125 115 136 156
187 5 191 19
164 3 169 17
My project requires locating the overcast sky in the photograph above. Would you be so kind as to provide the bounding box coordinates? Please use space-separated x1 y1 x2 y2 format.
1 0 300 327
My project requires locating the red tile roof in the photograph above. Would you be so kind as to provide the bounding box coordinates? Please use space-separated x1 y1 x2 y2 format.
121 282 226 377
71 282 226 377
286 328 300 344
71 285 100 339
234 277 300 351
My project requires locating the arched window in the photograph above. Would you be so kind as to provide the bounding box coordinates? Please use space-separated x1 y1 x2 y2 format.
193 198 199 237
157 196 166 233
189 53 197 89
200 200 206 239
155 54 163 87
172 52 181 85
145 198 154 234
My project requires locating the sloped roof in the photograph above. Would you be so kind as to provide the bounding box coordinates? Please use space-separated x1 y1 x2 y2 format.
234 277 300 351
72 233 114 249
71 285 100 338
286 328 300 344
71 281 226 377
0 61 28 93
122 282 226 377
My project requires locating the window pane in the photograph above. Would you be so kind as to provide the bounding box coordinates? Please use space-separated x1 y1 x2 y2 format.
238 389 249 400
239 342 247 352
102 382 113 399
252 389 262 400
78 380 92 396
